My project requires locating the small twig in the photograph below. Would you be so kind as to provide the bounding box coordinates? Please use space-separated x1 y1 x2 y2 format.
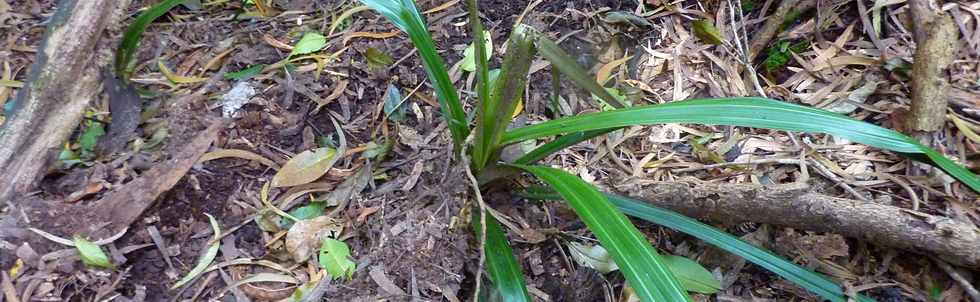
932 258 980 302
807 159 869 202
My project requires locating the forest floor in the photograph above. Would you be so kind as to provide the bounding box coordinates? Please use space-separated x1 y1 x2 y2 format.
1 0 979 301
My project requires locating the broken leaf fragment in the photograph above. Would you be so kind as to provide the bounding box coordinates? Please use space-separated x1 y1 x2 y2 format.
271 147 339 187
319 238 355 280
692 20 724 45
365 47 394 70
73 236 114 269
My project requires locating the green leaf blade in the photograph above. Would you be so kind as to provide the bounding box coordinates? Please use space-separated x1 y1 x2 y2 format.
115 0 186 79
603 193 875 302
290 32 327 56
172 213 221 289
529 26 625 109
361 0 469 147
512 165 691 302
472 210 532 302
502 97 979 192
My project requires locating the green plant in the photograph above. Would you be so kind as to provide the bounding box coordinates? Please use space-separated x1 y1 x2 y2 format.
360 0 980 301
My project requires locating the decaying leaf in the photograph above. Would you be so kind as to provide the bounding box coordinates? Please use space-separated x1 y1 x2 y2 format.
318 163 372 207
219 272 299 296
73 236 114 269
365 47 394 70
319 238 355 280
662 255 721 294
158 60 207 84
567 241 619 274
290 32 327 57
692 20 724 45
271 148 339 187
285 216 343 262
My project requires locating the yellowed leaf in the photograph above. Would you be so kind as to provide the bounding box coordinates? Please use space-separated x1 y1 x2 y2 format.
949 114 980 143
271 148 339 187
596 55 633 85
158 61 207 84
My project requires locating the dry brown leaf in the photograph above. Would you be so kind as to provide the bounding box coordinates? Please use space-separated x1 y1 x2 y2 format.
596 55 633 85
342 31 400 45
285 216 342 262
199 149 280 170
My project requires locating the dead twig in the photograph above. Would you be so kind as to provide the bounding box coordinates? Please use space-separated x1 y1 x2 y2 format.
932 258 980 302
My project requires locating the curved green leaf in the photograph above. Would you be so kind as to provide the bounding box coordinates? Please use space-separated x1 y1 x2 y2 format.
472 209 532 302
502 97 980 192
662 255 721 294
528 26 625 109
512 165 691 302
359 0 469 147
172 213 221 289
73 236 114 269
603 193 875 302
115 0 186 79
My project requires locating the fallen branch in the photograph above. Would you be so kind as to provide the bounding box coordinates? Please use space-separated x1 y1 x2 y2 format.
907 0 958 132
0 0 130 205
611 179 980 269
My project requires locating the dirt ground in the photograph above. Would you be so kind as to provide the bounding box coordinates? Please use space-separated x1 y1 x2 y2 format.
1 0 979 301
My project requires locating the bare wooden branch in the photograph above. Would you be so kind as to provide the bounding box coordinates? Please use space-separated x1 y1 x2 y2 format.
0 0 129 205
612 179 980 269
908 0 958 132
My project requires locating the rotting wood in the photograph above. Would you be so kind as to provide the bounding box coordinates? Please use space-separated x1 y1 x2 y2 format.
611 179 980 269
0 0 130 205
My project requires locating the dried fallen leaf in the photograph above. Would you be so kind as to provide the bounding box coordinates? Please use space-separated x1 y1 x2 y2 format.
219 272 299 296
661 255 721 294
271 148 339 187
285 216 343 262
692 20 724 45
199 149 280 170
343 30 400 45
596 55 633 85
158 60 207 84
567 241 619 274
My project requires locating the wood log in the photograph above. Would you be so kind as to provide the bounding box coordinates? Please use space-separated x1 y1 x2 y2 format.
0 0 128 205
611 179 980 269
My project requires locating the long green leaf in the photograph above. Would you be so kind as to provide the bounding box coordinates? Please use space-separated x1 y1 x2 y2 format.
502 97 980 192
116 0 186 79
527 26 625 109
604 193 875 302
467 0 492 170
525 189 874 301
512 165 691 302
514 129 615 165
472 209 532 302
360 0 469 148
473 26 536 170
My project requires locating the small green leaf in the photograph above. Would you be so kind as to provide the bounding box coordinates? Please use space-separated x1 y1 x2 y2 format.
224 64 266 80
383 84 407 122
79 121 106 154
290 32 327 57
692 20 724 45
461 30 492 72
279 202 327 229
662 255 721 294
318 238 355 280
271 148 340 187
73 236 114 269
365 47 395 70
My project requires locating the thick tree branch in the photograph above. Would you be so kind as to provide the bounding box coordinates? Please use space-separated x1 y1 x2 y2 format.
611 179 980 269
